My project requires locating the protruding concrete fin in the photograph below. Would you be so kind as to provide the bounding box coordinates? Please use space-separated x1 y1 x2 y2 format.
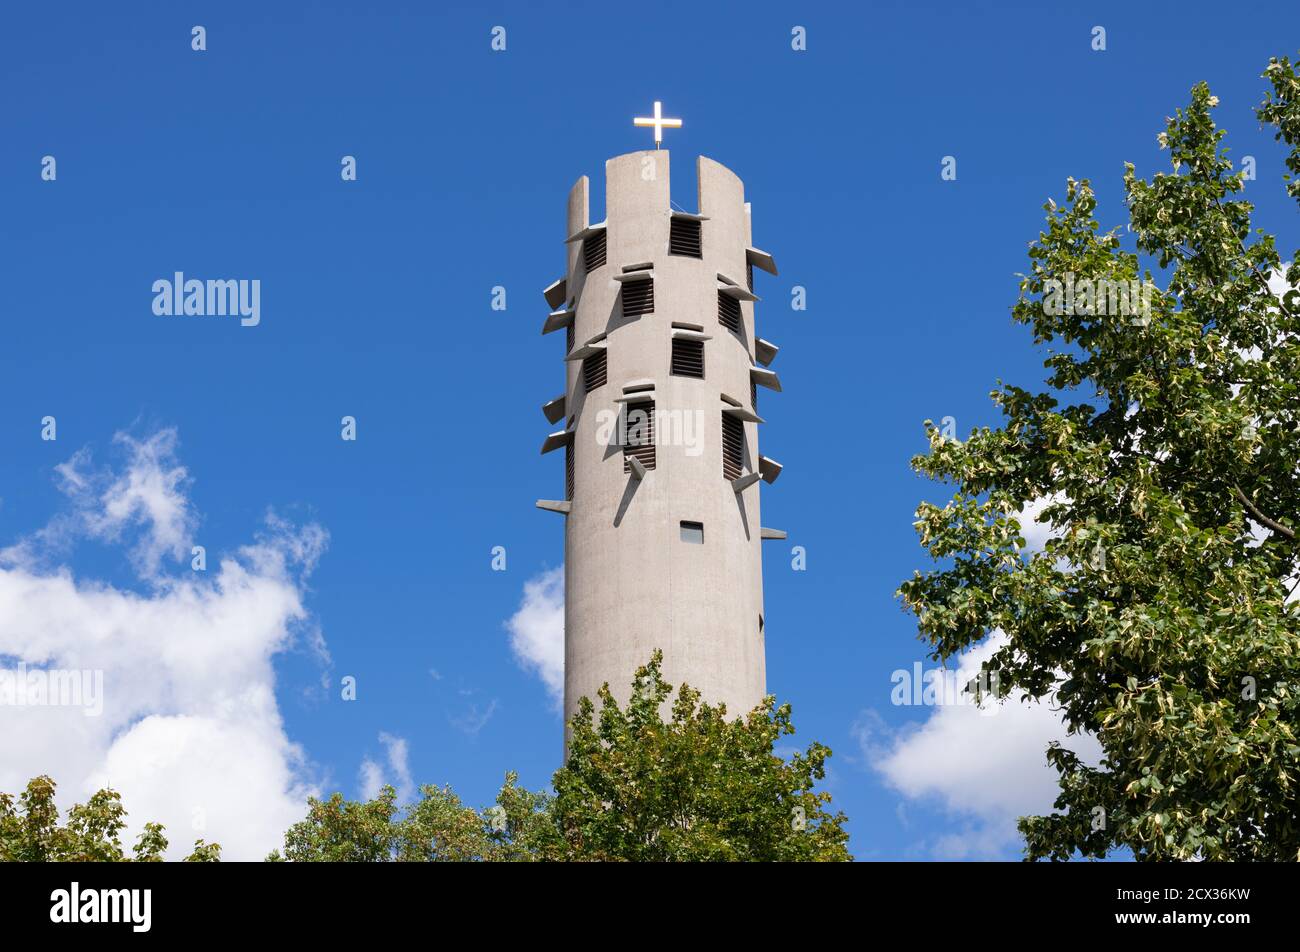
540 430 574 455
747 246 778 275
565 221 606 244
758 456 783 484
542 394 566 425
542 309 575 335
564 339 607 362
751 366 782 392
722 405 764 424
543 277 568 309
718 274 759 302
731 472 761 493
760 527 787 540
754 338 779 366
536 499 572 514
628 456 648 481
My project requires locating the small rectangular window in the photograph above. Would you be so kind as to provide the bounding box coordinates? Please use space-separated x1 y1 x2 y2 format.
671 338 704 379
583 231 607 273
718 292 741 332
680 521 704 544
583 349 607 392
622 278 654 317
623 400 656 473
722 411 743 480
670 218 702 258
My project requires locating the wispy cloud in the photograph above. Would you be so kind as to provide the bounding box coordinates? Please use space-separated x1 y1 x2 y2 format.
450 698 498 738
359 731 414 804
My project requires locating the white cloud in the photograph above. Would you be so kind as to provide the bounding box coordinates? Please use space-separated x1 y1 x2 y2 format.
0 428 327 860
505 566 564 707
1016 494 1067 554
359 731 413 804
859 633 1102 859
54 430 196 579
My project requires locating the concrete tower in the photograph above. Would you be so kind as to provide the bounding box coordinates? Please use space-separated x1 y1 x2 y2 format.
537 150 783 730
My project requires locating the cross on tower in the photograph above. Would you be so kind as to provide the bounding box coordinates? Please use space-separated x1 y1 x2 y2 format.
633 101 682 149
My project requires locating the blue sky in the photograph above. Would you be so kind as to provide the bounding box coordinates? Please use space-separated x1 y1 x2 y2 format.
1 1 1297 860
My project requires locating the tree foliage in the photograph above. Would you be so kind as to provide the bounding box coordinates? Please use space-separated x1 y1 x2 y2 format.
6 657 846 863
272 652 850 862
900 57 1300 861
551 651 849 860
0 775 220 862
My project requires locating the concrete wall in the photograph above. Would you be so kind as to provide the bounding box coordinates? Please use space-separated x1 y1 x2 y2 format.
560 150 768 733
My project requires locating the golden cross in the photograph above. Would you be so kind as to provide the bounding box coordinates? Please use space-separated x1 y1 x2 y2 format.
633 101 682 149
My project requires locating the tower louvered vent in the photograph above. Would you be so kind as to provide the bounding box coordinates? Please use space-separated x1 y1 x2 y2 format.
623 401 656 473
583 231 606 273
670 217 702 258
722 412 743 480
718 291 741 332
747 262 754 292
671 338 704 378
565 441 574 501
566 321 575 353
583 349 607 392
622 278 654 317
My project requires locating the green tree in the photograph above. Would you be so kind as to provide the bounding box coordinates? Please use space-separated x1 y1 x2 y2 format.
0 775 221 862
900 57 1300 861
549 651 850 861
271 652 850 861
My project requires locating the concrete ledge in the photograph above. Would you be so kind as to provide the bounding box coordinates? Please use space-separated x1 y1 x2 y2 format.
542 394 566 424
747 246 778 275
755 338 779 366
543 277 568 309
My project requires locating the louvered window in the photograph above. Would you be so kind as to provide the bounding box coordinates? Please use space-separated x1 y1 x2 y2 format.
622 278 654 317
718 291 741 332
583 349 607 392
747 262 754 292
623 401 656 473
670 217 702 258
671 338 704 379
722 412 743 480
751 378 758 411
565 441 574 501
566 321 575 353
583 231 606 273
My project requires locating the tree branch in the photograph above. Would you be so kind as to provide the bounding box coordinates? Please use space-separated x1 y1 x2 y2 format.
1235 485 1296 539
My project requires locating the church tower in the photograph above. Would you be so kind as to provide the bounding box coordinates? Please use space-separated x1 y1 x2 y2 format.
536 146 783 730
